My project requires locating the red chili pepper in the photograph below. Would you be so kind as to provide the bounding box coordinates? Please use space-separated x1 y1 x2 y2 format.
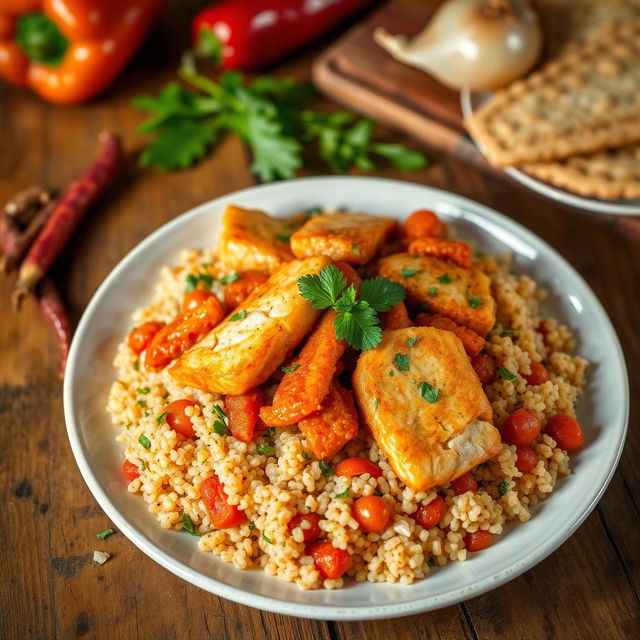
192 0 375 71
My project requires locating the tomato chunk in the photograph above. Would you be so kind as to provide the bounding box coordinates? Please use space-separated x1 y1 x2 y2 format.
164 399 198 438
288 513 322 542
200 475 245 528
336 458 382 478
413 495 447 529
465 530 493 551
224 270 269 309
515 446 539 472
471 353 497 385
183 289 214 312
309 541 352 579
122 459 141 482
352 496 392 533
404 209 446 240
225 388 263 443
522 362 550 385
546 414 585 451
501 409 541 446
128 321 164 355
450 472 478 495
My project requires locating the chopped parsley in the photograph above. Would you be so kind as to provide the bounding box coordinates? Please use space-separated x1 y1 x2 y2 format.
281 363 301 374
248 522 258 531
134 359 140 371
144 411 150 417
300 451 310 460
428 287 438 297
156 410 168 425
389 369 395 377
394 353 410 371
437 273 451 284
138 434 151 449
96 528 115 540
231 310 247 321
256 444 276 455
138 386 151 395
407 336 418 347
125 423 132 430
265 427 276 438
400 268 420 278
468 296 484 308
499 329 516 338
498 481 510 496
335 487 350 499
418 382 440 403
498 367 517 381
261 531 273 544
185 272 214 293
212 404 228 436
136 399 147 409
319 460 334 478
276 233 292 242
181 513 200 536
220 272 241 286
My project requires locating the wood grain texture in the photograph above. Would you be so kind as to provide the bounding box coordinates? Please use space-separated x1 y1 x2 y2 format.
1 2 639 639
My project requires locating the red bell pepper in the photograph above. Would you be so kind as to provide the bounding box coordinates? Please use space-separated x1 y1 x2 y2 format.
192 0 375 71
0 0 164 104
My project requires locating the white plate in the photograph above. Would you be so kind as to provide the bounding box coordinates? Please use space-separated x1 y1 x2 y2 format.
64 177 629 620
460 89 640 216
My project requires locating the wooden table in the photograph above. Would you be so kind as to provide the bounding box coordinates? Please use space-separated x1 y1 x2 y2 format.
2 3 639 638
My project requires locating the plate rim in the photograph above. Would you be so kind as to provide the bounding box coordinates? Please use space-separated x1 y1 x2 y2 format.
460 89 640 217
63 176 630 620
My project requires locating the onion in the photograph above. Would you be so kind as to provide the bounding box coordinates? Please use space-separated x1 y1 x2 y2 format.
374 0 543 91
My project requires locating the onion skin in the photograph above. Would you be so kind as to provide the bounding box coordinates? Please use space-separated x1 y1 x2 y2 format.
374 0 543 91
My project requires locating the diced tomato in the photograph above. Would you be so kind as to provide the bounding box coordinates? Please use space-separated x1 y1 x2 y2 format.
225 388 263 442
522 362 550 385
288 513 322 542
450 472 478 495
413 495 447 529
501 409 541 446
128 321 164 355
200 475 245 529
404 209 447 240
545 414 585 451
336 458 382 478
471 353 497 385
308 541 353 579
122 459 141 482
165 399 198 438
224 270 269 309
515 446 539 472
465 530 493 551
352 496 392 533
183 289 214 312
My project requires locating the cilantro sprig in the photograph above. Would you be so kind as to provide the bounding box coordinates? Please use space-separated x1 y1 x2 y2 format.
297 265 405 351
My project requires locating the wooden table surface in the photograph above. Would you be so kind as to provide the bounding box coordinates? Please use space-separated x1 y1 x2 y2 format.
2 3 639 639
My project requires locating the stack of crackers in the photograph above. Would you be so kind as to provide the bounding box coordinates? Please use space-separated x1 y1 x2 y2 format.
464 2 640 200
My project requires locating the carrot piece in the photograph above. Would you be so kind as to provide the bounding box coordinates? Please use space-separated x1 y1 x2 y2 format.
36 278 72 377
415 312 485 357
224 270 269 309
259 309 346 426
145 295 225 370
380 302 412 330
407 237 471 269
14 132 122 304
225 388 264 443
298 380 359 459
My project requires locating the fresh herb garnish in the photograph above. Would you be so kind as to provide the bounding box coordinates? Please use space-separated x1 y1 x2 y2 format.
96 528 115 540
125 423 132 430
136 400 147 409
300 451 310 460
352 244 361 257
138 387 150 395
212 404 228 436
256 444 276 455
418 382 440 403
134 359 140 371
144 411 150 417
498 367 517 381
389 369 395 377
261 531 273 544
138 434 151 449
276 233 292 242
437 273 451 284
394 353 410 371
220 272 241 286
499 330 516 338
428 287 438 297
281 363 301 374
359 277 405 312
407 336 418 347
305 205 323 216
319 460 334 478
335 487 350 499
265 427 276 438
400 268 420 278
231 310 247 321
498 481 510 496
181 513 200 536
185 272 214 293
248 522 258 531
156 410 168 425
468 296 484 308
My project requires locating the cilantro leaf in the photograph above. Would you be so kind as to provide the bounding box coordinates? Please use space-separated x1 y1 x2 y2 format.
401 268 420 278
333 300 381 351
333 284 357 313
181 513 200 536
281 363 301 374
418 382 440 403
298 264 347 309
468 296 485 308
498 367 517 381
437 273 451 284
394 353 410 371
360 277 405 312
370 142 427 171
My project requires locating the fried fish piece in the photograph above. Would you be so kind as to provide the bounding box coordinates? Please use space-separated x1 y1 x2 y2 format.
290 212 397 265
378 253 496 336
169 256 331 395
352 327 501 492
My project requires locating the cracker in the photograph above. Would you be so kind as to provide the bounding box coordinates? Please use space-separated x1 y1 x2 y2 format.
522 144 640 200
464 20 640 167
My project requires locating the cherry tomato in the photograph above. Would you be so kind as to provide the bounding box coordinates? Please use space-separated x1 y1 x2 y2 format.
413 495 447 529
200 475 245 528
501 409 541 446
224 271 269 309
352 496 392 533
404 209 446 240
165 399 198 439
465 530 493 552
128 321 164 354
515 446 539 472
471 353 497 385
288 513 322 542
183 289 214 312
545 414 585 451
522 362 550 385
335 458 382 478
308 541 353 579
122 459 141 482
450 472 478 495
225 388 263 442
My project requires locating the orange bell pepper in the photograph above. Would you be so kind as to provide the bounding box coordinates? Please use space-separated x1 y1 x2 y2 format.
0 0 164 104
